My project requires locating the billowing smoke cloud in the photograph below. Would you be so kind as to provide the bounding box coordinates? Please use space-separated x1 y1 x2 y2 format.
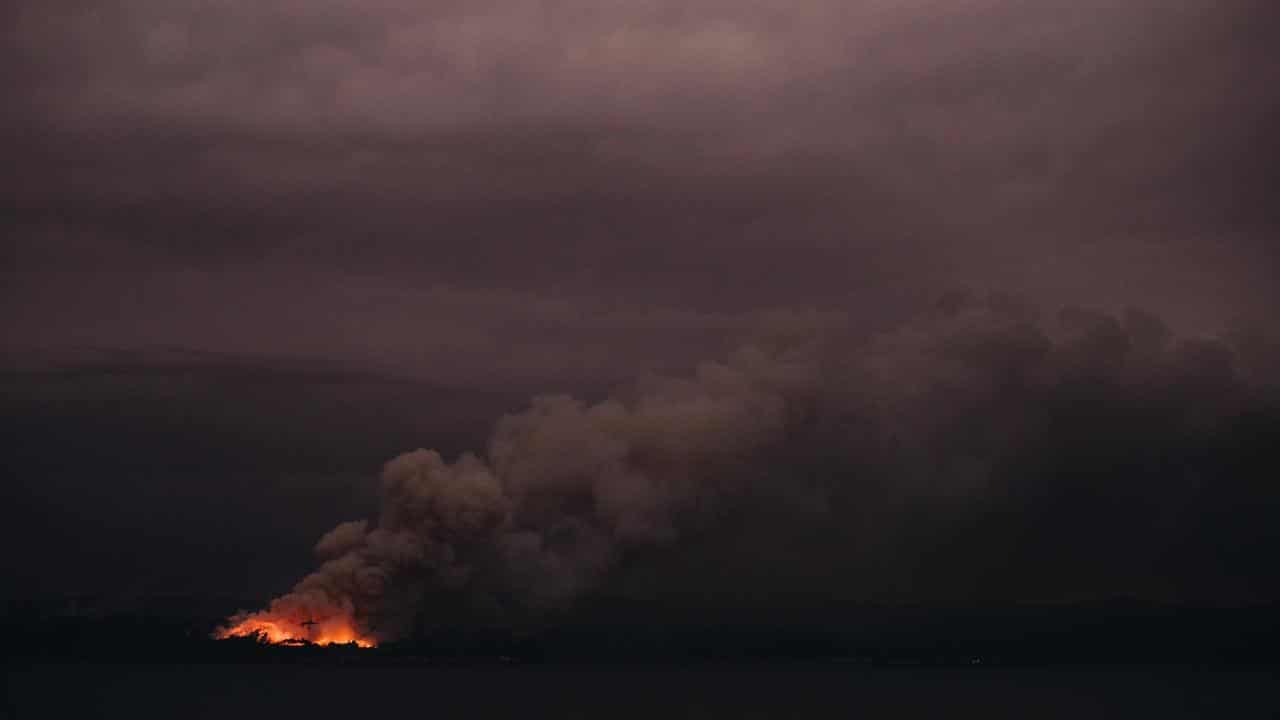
223 295 1279 643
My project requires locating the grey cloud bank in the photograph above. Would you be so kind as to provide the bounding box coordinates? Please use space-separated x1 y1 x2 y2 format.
6 1 1276 356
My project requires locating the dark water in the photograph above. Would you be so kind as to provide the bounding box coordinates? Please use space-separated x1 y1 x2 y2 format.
5 664 1277 719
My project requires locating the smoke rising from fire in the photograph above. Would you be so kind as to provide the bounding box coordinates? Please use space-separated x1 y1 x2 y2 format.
220 295 1279 644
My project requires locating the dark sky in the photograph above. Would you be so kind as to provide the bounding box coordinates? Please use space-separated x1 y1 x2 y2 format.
2 0 1278 614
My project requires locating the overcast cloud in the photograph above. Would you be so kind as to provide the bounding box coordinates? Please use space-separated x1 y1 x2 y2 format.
5 0 1277 380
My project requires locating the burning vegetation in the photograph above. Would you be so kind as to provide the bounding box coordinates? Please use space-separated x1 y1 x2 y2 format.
216 613 375 648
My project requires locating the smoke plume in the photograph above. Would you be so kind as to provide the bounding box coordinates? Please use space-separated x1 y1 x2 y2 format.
222 295 1280 643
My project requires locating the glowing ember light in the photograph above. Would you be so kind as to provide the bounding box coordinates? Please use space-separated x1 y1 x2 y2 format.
215 614 376 648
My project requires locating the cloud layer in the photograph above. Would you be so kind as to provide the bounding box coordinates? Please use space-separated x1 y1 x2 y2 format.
6 0 1278 361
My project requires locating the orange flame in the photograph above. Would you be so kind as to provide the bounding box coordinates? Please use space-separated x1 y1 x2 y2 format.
215 614 376 648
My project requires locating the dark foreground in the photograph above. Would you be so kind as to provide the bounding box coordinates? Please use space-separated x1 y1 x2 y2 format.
6 662 1278 719
6 604 1278 717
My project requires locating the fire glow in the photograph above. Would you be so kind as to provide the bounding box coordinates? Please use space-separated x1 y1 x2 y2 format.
215 614 376 648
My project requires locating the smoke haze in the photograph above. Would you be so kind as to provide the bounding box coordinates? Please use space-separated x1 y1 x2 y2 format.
223 297 1278 641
